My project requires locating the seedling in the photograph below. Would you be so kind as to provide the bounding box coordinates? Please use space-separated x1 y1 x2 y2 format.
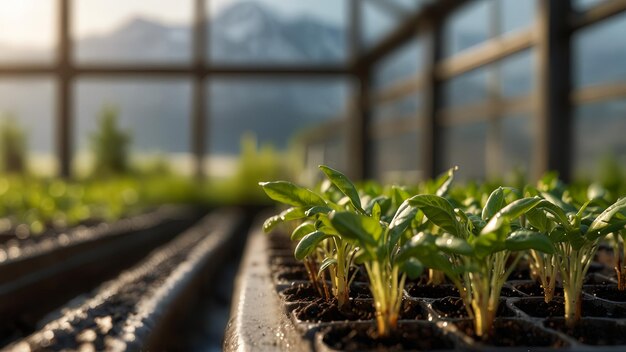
401 188 554 338
529 195 626 328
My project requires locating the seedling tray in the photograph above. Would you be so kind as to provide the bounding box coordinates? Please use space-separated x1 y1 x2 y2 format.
226 219 626 351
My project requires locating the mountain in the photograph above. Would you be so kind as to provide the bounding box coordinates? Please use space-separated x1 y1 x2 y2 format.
0 1 348 157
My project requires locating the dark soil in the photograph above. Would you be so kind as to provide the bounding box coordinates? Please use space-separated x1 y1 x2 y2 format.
514 298 626 318
18 218 207 352
500 286 524 297
454 319 567 347
508 267 532 280
584 285 626 302
280 282 373 303
274 265 309 282
321 322 455 351
406 284 459 298
431 297 515 318
584 273 614 285
545 318 626 345
294 298 375 322
512 281 563 297
280 283 322 303
294 298 427 322
266 234 293 251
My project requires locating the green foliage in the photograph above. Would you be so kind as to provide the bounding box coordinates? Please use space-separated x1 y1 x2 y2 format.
90 105 131 176
0 115 27 174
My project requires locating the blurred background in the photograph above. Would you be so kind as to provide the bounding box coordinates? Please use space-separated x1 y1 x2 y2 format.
0 0 625 202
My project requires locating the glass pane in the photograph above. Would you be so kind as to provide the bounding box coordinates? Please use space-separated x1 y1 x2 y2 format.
443 67 489 107
361 1 397 49
501 113 533 175
443 0 490 57
207 78 349 177
0 1 56 63
74 79 192 176
73 0 193 63
500 49 533 98
574 0 607 11
374 40 423 90
500 0 535 35
574 11 626 87
443 122 487 181
372 131 421 183
210 0 346 64
373 94 421 122
574 99 626 178
0 78 56 175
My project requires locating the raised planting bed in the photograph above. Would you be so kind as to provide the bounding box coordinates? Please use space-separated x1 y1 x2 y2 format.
5 208 244 351
226 165 626 351
225 226 626 351
0 205 202 345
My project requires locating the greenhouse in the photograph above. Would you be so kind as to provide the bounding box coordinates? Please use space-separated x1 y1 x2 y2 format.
1 0 625 350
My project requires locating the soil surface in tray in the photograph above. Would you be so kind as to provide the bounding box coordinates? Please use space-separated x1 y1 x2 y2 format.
18 224 204 351
511 281 564 297
454 319 567 347
431 297 515 318
294 298 426 322
545 318 626 345
514 298 626 318
321 322 454 351
281 282 373 303
584 285 626 302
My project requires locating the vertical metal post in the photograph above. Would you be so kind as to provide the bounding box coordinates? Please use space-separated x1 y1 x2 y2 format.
192 0 207 179
348 0 370 180
535 0 572 181
57 0 72 178
486 0 502 179
421 21 442 179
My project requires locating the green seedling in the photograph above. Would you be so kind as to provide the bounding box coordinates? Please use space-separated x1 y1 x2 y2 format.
528 194 626 328
401 188 554 338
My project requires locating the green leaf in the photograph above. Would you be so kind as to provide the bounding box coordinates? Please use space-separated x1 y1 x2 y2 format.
294 231 334 260
400 257 424 280
588 197 626 233
481 197 543 235
586 220 626 241
372 202 382 221
305 206 332 217
504 230 554 254
408 195 462 236
472 232 505 258
319 165 365 213
281 207 307 221
435 166 458 197
365 196 391 216
536 199 572 230
329 211 379 246
388 199 419 248
482 187 506 221
262 207 306 233
318 257 337 277
435 233 473 255
291 221 316 241
525 208 551 233
263 214 282 233
259 181 326 207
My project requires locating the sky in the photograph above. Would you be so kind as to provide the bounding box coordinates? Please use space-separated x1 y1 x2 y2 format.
0 0 343 48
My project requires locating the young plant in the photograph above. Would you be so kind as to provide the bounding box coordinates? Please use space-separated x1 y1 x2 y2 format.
327 189 424 337
529 195 626 328
401 188 554 338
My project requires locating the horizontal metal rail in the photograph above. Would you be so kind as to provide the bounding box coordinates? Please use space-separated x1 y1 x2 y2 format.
436 28 535 80
572 82 626 105
438 95 532 126
0 64 351 77
570 0 626 30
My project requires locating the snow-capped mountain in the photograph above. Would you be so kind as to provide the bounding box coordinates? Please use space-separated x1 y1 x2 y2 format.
1 1 348 156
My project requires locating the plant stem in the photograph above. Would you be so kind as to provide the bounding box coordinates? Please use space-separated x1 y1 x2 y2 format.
334 239 350 310
428 269 445 285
